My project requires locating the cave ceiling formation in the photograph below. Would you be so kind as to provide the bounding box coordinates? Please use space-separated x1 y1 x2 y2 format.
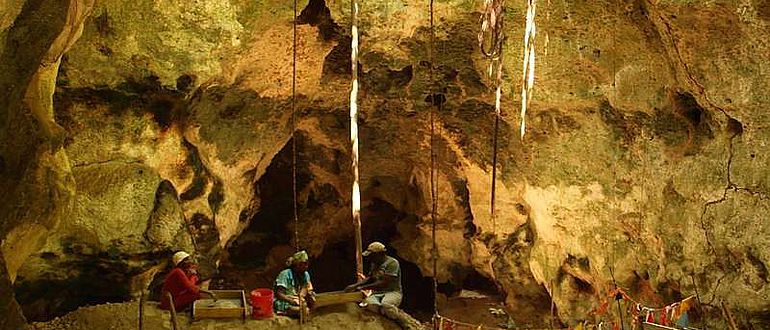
1 0 770 328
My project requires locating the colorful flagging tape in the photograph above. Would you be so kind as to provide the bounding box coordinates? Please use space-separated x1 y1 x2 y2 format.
589 288 697 329
433 288 698 330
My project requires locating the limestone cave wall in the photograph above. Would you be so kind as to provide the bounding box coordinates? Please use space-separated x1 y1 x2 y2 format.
1 0 769 327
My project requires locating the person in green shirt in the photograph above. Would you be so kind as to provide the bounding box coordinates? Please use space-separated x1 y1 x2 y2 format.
345 242 402 319
273 250 315 317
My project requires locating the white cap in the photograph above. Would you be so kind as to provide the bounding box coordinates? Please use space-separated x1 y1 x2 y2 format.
362 242 386 256
172 251 190 266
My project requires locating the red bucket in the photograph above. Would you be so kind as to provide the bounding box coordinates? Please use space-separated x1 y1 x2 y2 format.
250 288 274 319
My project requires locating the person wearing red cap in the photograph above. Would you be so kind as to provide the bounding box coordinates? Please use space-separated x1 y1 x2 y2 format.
159 251 217 311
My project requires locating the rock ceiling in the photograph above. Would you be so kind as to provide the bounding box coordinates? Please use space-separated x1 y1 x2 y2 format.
1 0 769 328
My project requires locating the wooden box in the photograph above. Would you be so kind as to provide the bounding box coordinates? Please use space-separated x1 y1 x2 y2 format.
192 290 247 321
313 291 364 308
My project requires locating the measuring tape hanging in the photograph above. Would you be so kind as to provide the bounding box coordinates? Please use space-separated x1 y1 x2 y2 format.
350 0 364 277
520 0 537 140
479 0 505 229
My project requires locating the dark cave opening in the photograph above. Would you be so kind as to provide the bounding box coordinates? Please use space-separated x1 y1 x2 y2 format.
226 134 312 270
435 266 502 300
219 131 501 321
672 91 705 127
307 237 436 320
13 251 162 322
462 269 501 295
398 256 436 320
322 36 353 77
309 240 359 292
297 0 340 41
223 168 440 319
358 198 436 319
305 236 435 316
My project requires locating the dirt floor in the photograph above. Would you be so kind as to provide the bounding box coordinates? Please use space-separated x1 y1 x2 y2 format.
211 266 516 328
437 291 515 329
27 289 517 330
29 301 403 330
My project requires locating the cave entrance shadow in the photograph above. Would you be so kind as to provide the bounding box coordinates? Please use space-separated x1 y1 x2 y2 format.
309 236 436 321
224 193 439 320
360 198 435 320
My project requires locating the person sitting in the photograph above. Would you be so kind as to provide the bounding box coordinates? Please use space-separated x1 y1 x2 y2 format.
159 251 216 311
273 250 316 317
345 242 402 320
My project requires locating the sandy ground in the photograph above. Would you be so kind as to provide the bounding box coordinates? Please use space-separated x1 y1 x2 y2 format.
439 296 507 327
438 292 514 329
27 290 511 330
29 301 403 330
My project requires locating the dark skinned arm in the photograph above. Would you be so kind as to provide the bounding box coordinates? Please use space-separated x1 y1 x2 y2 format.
200 289 217 300
275 286 299 305
344 277 374 292
183 268 217 300
356 274 396 291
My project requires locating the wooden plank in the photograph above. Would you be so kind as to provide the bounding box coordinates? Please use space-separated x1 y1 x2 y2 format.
207 290 245 299
193 290 247 320
241 290 247 321
313 291 364 308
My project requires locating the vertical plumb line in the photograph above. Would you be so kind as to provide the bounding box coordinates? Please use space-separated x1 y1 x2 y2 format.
491 54 502 232
350 0 364 277
609 6 624 329
291 3 306 324
487 0 504 232
292 4 305 324
292 0 300 253
609 265 626 330
429 0 439 320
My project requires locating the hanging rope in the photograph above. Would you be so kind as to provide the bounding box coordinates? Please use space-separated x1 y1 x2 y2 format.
608 5 621 329
428 0 439 321
520 0 537 140
291 0 305 325
350 0 364 277
608 265 626 330
479 0 505 231
490 78 501 233
291 0 300 252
